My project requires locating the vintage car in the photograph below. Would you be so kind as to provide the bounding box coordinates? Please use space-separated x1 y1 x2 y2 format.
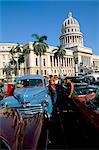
72 92 99 130
0 75 52 117
84 73 99 81
72 85 99 102
62 76 88 90
0 106 49 150
82 76 95 85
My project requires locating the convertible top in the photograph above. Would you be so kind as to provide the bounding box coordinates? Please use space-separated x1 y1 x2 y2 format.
16 74 45 82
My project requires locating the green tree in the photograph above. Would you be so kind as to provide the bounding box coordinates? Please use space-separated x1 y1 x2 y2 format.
3 64 12 82
9 43 25 76
16 43 31 75
14 43 23 75
32 34 49 75
9 46 17 76
20 45 30 74
53 45 66 76
9 46 16 63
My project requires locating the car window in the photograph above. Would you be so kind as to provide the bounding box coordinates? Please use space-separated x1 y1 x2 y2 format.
16 79 43 88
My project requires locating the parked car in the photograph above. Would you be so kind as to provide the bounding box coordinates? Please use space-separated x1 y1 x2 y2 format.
0 75 53 118
73 85 99 96
62 76 88 91
84 73 99 81
0 107 49 150
82 76 95 85
72 91 99 130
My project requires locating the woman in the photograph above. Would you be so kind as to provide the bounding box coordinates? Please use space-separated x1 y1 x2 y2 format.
62 78 74 111
48 77 57 111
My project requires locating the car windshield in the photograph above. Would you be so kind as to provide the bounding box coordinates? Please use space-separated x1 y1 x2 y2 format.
16 79 43 88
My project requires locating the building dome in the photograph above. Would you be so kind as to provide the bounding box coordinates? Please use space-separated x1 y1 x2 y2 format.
63 12 80 29
60 12 84 48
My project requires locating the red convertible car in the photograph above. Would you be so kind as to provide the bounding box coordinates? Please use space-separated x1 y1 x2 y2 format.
0 106 48 150
72 94 99 130
72 92 96 102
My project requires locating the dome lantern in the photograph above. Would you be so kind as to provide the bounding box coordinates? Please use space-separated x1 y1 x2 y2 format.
68 12 72 18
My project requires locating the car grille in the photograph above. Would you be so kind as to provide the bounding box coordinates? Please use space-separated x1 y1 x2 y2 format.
17 104 43 118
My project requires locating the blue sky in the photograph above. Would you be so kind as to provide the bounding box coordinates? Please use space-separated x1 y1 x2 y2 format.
0 0 99 55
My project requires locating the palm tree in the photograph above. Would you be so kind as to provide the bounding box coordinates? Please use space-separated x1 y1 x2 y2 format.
9 46 17 77
18 52 26 75
32 33 49 75
3 64 12 82
15 44 31 75
14 43 23 76
21 45 30 75
18 54 25 64
9 43 25 77
53 45 66 76
9 46 16 61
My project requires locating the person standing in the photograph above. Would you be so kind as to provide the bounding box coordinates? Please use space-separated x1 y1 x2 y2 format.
62 78 74 111
64 78 74 98
48 76 57 112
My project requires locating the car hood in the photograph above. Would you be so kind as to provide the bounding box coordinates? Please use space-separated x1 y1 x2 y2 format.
0 86 52 116
14 86 47 103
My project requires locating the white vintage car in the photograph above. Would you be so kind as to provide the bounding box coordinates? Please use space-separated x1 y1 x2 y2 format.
0 75 52 117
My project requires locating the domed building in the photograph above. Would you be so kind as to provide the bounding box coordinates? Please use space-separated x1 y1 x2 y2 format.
0 12 99 80
60 12 83 48
59 12 99 75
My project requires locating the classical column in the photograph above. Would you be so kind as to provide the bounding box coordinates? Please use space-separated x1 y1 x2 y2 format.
67 57 68 67
66 57 67 67
66 37 67 44
71 58 73 67
52 56 54 67
74 57 78 76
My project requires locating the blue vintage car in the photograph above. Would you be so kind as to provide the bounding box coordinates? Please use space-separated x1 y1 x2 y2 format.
0 75 52 117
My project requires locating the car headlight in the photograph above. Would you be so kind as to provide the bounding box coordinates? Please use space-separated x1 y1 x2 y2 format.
41 100 48 107
1 102 8 108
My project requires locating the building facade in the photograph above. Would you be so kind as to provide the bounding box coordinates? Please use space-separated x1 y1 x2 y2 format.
0 12 99 80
